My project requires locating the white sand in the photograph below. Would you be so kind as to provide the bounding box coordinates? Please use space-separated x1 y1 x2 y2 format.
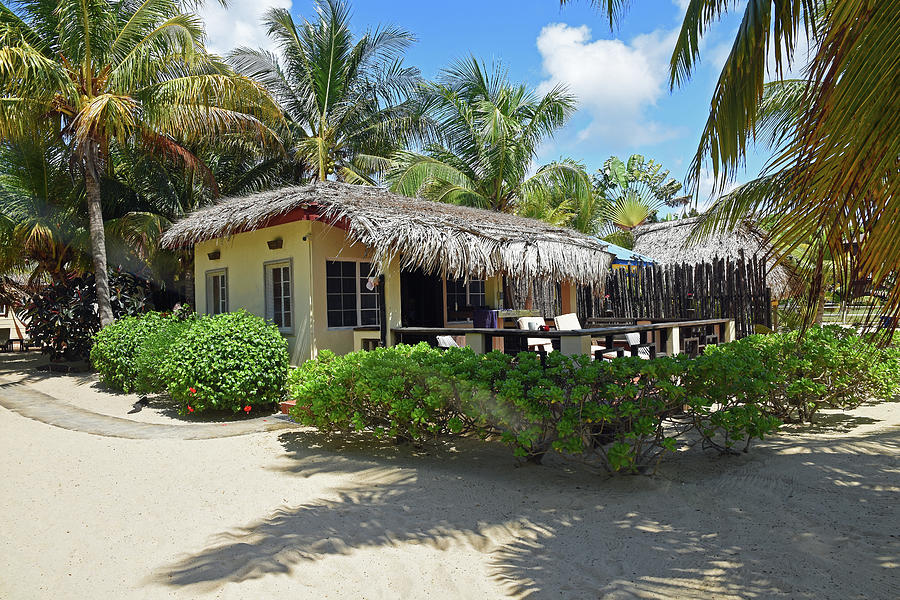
1 357 898 599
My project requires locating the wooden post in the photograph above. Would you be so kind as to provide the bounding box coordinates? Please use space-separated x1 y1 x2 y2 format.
384 260 403 346
465 332 487 354
724 319 736 343
666 325 681 356
559 281 578 315
560 333 590 356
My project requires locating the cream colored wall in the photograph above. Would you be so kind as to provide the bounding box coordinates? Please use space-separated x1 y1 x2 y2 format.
193 220 505 365
308 221 377 356
195 220 314 365
194 220 378 365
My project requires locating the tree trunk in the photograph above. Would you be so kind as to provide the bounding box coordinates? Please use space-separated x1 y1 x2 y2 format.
84 170 114 327
814 285 826 325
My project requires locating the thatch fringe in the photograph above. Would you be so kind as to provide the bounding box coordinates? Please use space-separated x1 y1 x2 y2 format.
161 181 614 284
632 217 797 297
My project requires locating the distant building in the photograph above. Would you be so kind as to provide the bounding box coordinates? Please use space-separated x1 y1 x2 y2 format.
631 217 796 297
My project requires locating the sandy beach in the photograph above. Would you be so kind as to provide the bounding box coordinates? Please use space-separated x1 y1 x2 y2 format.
1 354 897 599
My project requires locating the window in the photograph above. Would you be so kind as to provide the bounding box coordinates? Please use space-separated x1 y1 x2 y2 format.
326 260 380 328
446 278 486 321
265 261 293 331
205 270 228 315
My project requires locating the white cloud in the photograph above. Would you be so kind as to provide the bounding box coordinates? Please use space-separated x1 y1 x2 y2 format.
693 169 741 212
198 0 293 56
536 23 683 147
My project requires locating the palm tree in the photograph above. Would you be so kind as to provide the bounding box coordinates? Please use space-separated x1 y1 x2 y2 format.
595 155 685 241
0 0 282 325
0 133 90 283
230 0 428 184
388 57 593 215
565 1 900 327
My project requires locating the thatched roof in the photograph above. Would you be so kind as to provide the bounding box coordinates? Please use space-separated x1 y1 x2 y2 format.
631 217 795 295
0 274 29 308
161 181 614 284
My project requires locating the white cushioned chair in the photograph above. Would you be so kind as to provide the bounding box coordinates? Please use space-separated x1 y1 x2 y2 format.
516 316 553 353
553 313 623 360
436 335 461 349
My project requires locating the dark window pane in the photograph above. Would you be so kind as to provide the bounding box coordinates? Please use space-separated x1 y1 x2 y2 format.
327 293 343 310
328 311 342 327
360 310 378 325
326 261 341 277
327 278 341 293
361 294 377 309
343 310 357 326
343 293 356 311
342 278 356 293
360 262 371 277
342 261 356 277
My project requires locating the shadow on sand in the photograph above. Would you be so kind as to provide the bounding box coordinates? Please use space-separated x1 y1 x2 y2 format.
151 422 900 599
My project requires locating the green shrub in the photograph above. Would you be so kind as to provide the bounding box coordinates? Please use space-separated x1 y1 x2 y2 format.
288 344 775 474
91 312 170 392
288 345 486 443
703 325 900 423
134 317 195 394
163 311 289 414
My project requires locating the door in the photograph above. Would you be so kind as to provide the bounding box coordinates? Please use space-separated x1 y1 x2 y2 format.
400 269 444 327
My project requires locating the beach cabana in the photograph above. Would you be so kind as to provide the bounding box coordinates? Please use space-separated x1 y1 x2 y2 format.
161 181 614 365
631 217 795 297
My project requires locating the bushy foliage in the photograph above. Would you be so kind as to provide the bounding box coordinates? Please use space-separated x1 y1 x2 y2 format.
702 326 900 423
134 317 195 395
91 312 171 392
163 311 289 414
288 326 900 474
24 270 153 361
289 344 780 474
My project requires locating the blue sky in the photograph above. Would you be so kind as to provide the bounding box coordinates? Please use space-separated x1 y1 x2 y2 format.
199 1 772 205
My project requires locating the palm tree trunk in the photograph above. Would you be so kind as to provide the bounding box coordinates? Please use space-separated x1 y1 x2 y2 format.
814 285 826 325
84 169 114 327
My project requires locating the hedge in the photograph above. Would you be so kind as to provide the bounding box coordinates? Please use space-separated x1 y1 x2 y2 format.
91 310 289 415
287 326 900 474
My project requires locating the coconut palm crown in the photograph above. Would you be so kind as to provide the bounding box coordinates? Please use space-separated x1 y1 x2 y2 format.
229 0 429 184
0 0 282 325
387 57 593 216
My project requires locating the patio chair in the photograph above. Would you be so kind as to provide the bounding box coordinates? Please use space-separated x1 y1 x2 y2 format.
624 332 655 359
516 317 553 353
0 328 11 352
552 313 617 359
436 335 460 349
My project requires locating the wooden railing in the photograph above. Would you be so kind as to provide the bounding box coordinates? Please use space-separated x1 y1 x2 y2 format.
392 318 735 357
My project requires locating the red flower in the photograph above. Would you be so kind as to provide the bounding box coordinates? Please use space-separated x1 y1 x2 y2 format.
189 387 196 394
187 406 194 413
243 405 252 413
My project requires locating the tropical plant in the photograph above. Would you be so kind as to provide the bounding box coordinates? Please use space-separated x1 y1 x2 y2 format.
388 57 593 218
91 311 170 392
23 268 153 361
0 133 89 282
594 154 685 233
566 1 900 329
163 311 289 414
0 0 282 327
230 0 428 184
288 343 784 473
